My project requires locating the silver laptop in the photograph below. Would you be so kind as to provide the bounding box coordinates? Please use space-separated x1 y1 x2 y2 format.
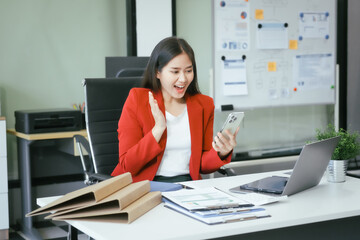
230 136 340 196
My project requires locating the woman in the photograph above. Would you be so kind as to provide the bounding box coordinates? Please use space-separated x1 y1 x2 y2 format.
111 37 239 182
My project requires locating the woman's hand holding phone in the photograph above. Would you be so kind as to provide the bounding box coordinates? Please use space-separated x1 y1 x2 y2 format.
212 112 244 159
212 128 240 159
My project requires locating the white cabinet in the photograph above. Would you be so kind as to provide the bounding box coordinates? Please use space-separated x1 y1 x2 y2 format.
0 117 9 237
0 118 7 193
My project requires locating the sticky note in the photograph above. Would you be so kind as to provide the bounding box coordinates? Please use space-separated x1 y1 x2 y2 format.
268 62 277 72
255 9 264 20
289 40 298 50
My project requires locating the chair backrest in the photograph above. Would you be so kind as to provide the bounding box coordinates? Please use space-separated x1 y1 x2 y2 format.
105 56 149 78
115 68 145 78
83 77 142 175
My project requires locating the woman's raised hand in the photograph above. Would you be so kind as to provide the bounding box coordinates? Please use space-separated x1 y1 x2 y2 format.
149 91 166 142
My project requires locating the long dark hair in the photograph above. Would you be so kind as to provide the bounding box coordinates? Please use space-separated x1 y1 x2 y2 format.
142 37 201 95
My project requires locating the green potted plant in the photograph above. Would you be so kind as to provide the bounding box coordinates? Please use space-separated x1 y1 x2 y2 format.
315 124 360 182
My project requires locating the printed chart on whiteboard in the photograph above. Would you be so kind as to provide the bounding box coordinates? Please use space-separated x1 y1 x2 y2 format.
212 0 336 110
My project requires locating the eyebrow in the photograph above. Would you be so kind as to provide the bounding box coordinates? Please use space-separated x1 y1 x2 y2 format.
170 65 193 69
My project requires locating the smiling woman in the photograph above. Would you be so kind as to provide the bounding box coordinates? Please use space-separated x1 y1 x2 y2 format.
111 37 240 183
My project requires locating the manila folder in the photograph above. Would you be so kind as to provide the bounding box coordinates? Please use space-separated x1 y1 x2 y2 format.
46 180 151 219
26 172 132 217
52 191 162 224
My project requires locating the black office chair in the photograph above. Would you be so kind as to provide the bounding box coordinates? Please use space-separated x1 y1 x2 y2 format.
74 77 142 185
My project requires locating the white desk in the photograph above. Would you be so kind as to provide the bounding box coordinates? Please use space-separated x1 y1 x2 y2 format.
38 170 360 240
7 129 87 240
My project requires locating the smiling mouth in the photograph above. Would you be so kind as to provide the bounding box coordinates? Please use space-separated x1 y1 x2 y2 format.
174 85 185 89
174 84 186 94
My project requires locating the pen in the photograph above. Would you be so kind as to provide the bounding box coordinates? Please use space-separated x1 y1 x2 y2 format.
223 214 271 223
189 204 238 212
218 208 256 214
205 203 240 210
224 215 257 223
180 184 193 189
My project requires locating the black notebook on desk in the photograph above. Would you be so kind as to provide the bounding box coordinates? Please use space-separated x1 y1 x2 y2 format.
231 137 340 196
239 176 288 194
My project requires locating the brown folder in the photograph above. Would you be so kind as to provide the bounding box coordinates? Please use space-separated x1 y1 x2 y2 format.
50 191 162 224
45 180 151 219
26 172 132 217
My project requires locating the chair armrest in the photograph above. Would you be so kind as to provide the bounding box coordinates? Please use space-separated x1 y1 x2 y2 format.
74 134 95 184
74 135 113 185
74 135 91 155
88 173 112 182
217 166 236 176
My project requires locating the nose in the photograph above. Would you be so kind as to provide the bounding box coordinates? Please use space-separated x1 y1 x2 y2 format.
179 71 187 82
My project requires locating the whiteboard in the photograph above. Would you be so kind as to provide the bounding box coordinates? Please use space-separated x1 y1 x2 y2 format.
213 0 337 110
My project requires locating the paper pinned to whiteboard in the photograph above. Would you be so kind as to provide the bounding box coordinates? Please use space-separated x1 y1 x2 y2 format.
293 53 334 90
222 59 248 96
215 0 250 51
299 12 330 39
257 23 289 49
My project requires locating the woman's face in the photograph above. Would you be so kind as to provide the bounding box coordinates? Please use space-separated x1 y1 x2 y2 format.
156 52 194 102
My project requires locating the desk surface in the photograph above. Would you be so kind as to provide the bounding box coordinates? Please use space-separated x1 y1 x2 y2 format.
7 129 87 141
37 170 360 240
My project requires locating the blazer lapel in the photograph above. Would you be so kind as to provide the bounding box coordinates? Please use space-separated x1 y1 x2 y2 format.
186 96 204 162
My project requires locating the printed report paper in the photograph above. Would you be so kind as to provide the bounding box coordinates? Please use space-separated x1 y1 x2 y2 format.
162 187 253 211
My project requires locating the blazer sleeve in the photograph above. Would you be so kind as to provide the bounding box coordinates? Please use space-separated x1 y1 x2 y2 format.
199 98 232 174
111 89 163 176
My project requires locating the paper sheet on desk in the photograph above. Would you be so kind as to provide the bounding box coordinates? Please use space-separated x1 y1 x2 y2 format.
235 193 288 206
178 183 287 206
162 187 253 211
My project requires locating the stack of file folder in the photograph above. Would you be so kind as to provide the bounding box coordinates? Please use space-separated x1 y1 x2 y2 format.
162 187 271 225
27 173 162 223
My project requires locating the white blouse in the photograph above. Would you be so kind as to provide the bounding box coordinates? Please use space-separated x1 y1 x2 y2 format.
156 107 191 177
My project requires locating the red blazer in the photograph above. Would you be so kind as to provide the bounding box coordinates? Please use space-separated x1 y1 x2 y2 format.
111 88 232 182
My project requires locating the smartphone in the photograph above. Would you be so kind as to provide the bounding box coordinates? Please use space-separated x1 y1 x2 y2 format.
220 112 244 136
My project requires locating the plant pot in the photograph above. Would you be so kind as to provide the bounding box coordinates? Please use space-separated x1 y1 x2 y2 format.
326 159 349 183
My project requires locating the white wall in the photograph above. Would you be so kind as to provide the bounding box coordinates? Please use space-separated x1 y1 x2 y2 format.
0 0 127 179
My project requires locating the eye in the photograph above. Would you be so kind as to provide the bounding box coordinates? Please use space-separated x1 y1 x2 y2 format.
187 69 193 73
171 71 179 74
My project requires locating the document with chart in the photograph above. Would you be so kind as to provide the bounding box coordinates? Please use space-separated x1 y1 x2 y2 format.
162 187 254 211
162 187 270 225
